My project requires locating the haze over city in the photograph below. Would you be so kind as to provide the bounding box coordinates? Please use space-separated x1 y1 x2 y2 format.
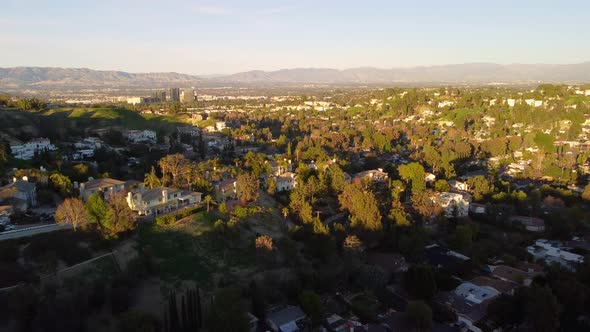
1 0 590 74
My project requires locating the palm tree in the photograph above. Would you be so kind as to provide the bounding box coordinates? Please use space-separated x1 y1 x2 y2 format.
144 166 162 189
203 195 216 212
282 207 289 221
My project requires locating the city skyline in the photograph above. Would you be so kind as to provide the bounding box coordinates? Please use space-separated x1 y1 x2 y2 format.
1 0 590 75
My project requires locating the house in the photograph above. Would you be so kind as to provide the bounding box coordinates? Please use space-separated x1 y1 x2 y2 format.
424 244 470 270
0 177 37 212
488 265 531 286
469 203 486 215
435 282 500 332
266 305 308 332
73 137 103 160
10 138 57 160
449 180 470 192
126 187 202 216
276 172 297 192
424 172 436 183
470 276 517 295
79 177 127 201
0 206 12 225
353 169 389 184
214 179 238 202
435 192 471 218
509 216 545 232
124 130 157 144
325 314 358 332
215 121 227 131
527 239 584 270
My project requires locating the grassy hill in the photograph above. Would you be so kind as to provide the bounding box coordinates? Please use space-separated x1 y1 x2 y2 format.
0 107 191 142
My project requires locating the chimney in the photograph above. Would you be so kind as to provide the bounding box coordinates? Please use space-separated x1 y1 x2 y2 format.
162 189 168 203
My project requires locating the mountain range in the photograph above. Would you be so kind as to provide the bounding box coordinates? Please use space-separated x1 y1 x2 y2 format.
1 62 590 90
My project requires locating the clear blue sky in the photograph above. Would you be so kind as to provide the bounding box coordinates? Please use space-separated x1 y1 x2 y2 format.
1 0 589 74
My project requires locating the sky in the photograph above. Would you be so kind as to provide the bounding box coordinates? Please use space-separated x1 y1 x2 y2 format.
1 0 589 75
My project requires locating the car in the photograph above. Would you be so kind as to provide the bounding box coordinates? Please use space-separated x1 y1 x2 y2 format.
3 224 15 231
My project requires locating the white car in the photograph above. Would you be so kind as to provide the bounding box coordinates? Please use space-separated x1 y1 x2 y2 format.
3 224 15 231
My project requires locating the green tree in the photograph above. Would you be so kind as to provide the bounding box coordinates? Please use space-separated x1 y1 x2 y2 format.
398 162 426 195
403 265 437 300
406 301 433 331
49 173 73 197
144 166 162 189
237 173 259 203
86 193 108 226
206 288 249 332
339 183 382 232
203 195 216 212
298 290 324 326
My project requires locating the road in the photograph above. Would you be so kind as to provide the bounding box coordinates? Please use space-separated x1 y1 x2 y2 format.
0 223 72 241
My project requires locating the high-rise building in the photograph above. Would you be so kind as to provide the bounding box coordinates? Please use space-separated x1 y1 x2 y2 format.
180 89 197 103
153 90 166 103
169 88 180 102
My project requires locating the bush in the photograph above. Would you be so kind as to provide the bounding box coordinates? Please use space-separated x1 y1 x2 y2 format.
155 207 201 226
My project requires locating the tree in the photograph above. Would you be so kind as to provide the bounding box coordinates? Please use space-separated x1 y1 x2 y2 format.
49 173 73 197
86 193 108 226
203 195 216 212
525 286 560 332
406 301 433 331
255 235 274 253
403 265 437 300
101 192 136 239
237 173 259 203
144 166 162 189
55 198 89 230
282 207 289 221
452 224 474 252
398 162 426 195
298 290 324 326
118 309 160 332
206 288 249 332
582 183 590 201
339 183 383 232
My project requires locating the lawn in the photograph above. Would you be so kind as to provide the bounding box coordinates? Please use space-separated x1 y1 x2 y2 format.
138 211 257 286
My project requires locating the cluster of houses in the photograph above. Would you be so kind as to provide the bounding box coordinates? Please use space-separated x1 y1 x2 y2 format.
77 177 202 217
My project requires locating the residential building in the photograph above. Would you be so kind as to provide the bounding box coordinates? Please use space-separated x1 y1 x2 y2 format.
126 97 146 105
73 137 103 160
265 305 308 332
275 172 297 192
214 179 238 202
435 192 471 218
449 180 470 192
0 177 37 211
488 265 532 286
509 216 545 232
353 169 389 184
126 187 202 216
124 130 157 144
215 121 227 131
10 138 57 160
79 177 127 201
435 282 500 332
527 239 584 270
424 172 436 183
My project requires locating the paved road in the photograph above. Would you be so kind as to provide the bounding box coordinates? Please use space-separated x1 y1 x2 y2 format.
0 223 72 241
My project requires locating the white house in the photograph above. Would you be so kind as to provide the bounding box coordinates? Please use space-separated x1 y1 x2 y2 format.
506 99 516 107
449 180 470 192
527 239 584 270
276 172 297 192
127 187 202 216
10 138 57 160
215 121 227 131
436 192 471 218
73 137 103 160
424 172 436 183
124 130 157 144
438 100 455 108
0 177 37 211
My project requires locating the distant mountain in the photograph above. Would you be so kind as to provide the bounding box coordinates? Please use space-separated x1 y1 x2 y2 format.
1 62 590 90
222 62 590 84
0 67 202 89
